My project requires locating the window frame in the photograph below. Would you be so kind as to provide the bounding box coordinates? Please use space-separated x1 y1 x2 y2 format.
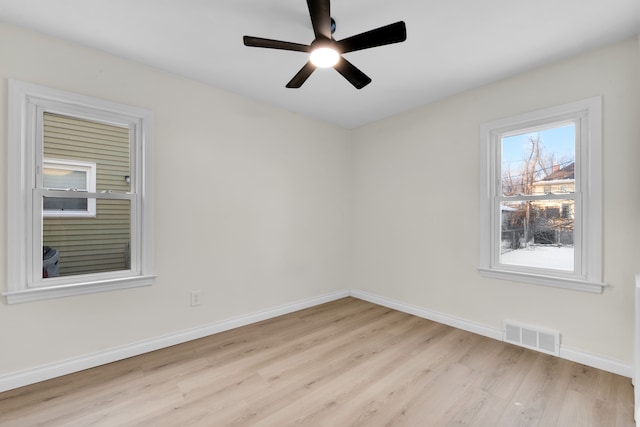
42 158 97 218
478 97 604 293
5 79 155 304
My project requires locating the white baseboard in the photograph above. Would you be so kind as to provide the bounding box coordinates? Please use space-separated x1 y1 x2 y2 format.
350 289 503 341
0 287 631 393
349 288 632 378
560 346 632 378
0 289 349 393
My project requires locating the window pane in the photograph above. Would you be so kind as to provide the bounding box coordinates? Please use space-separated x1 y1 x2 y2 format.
42 114 132 275
43 197 88 212
500 199 574 271
501 124 575 196
42 198 131 278
43 169 87 190
43 112 131 193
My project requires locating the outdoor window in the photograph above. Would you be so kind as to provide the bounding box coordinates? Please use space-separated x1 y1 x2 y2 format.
479 97 604 293
5 80 155 303
43 158 97 217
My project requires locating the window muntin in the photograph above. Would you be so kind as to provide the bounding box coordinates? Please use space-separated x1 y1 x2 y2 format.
5 80 154 304
479 97 603 293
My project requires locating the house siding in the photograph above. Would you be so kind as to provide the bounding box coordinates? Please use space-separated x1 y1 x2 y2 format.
42 113 131 276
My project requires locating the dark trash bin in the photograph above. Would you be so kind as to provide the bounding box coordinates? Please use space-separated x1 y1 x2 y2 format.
43 246 59 278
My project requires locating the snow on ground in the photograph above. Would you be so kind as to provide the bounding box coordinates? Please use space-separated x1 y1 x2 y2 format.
501 246 573 271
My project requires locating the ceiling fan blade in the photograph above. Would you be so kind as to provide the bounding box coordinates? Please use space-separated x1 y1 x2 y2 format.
286 62 317 88
307 0 332 40
333 57 371 89
336 21 407 54
243 36 310 53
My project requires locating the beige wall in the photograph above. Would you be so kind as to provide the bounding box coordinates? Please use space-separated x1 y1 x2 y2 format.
0 22 638 380
352 36 640 363
0 23 353 375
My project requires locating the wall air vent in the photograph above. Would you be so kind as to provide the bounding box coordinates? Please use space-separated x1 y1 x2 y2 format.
503 320 560 356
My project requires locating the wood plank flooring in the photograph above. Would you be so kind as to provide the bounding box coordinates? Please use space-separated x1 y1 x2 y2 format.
0 297 634 426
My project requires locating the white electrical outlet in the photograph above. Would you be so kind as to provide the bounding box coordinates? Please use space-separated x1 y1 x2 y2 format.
190 290 202 306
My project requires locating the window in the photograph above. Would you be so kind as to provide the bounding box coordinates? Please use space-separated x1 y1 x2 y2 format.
479 97 603 293
43 158 97 217
5 80 155 303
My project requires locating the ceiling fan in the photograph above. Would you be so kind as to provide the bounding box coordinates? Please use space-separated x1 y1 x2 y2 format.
243 0 407 89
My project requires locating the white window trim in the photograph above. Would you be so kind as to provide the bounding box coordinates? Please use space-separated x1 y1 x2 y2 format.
43 158 97 218
5 79 155 304
478 97 604 293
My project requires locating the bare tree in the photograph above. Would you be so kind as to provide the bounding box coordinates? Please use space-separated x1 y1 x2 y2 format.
521 135 542 244
502 164 519 196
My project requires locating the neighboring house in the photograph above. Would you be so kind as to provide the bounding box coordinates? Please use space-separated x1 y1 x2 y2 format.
532 163 575 244
502 163 575 250
42 112 131 277
533 162 575 196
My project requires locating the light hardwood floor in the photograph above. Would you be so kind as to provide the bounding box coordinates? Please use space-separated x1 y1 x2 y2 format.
0 297 634 426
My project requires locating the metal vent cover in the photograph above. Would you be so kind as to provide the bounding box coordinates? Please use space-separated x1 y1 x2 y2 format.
503 320 560 356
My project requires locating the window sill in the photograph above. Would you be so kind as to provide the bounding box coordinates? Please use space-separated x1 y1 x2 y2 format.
3 275 156 304
478 267 605 294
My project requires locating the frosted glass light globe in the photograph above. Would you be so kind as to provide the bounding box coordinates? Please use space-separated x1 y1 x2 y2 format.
310 47 340 68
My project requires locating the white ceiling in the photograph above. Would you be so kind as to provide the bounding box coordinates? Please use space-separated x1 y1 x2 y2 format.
1 0 638 128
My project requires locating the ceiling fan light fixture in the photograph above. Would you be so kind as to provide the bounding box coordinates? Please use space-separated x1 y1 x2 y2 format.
243 0 407 88
310 47 340 68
